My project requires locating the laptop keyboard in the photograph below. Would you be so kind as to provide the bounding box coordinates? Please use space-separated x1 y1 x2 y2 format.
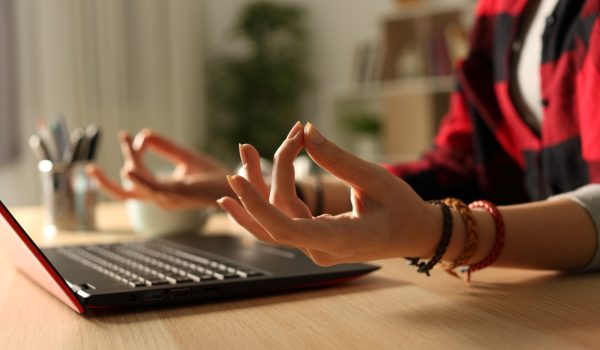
56 242 263 288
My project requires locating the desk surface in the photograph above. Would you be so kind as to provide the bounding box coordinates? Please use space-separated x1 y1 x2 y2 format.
1 203 599 349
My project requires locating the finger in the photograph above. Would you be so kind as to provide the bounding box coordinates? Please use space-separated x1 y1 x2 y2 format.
119 132 139 166
240 143 269 199
217 197 276 243
125 170 163 198
128 171 220 207
227 174 340 250
303 123 388 196
120 131 154 177
133 129 220 170
86 165 139 200
127 170 189 209
217 198 329 258
270 122 312 218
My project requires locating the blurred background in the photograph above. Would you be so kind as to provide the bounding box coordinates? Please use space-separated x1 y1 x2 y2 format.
0 0 473 206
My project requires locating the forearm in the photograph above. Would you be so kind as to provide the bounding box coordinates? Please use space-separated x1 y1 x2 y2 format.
436 199 597 271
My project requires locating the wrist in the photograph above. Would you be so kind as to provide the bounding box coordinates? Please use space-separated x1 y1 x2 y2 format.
414 204 494 265
406 202 469 261
409 202 445 258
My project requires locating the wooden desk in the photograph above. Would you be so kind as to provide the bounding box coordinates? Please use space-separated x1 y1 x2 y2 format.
1 203 600 349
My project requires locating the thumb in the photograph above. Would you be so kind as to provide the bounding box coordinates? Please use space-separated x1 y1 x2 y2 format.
303 123 388 195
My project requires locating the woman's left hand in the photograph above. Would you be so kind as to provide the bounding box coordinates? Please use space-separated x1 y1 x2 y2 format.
218 122 440 265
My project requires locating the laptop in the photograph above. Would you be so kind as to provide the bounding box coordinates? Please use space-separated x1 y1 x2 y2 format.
0 200 379 314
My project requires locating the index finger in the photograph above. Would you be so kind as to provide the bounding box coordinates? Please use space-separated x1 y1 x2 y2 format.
133 129 220 170
119 132 148 175
304 123 389 196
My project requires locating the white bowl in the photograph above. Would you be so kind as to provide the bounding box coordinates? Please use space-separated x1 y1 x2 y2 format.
125 200 209 237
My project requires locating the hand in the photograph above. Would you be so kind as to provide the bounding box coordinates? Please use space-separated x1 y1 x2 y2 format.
87 129 232 209
218 122 441 265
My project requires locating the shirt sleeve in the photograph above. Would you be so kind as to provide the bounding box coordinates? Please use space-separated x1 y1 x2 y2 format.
549 184 600 271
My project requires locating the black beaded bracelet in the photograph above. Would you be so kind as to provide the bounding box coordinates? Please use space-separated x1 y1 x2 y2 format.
405 200 454 277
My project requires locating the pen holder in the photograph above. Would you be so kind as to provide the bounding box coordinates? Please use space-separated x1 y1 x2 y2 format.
38 160 97 231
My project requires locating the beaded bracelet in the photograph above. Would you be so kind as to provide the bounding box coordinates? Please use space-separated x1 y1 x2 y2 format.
465 200 505 282
406 200 453 276
441 198 479 277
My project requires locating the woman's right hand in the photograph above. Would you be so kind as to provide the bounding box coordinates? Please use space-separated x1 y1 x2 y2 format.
218 123 442 265
87 129 234 209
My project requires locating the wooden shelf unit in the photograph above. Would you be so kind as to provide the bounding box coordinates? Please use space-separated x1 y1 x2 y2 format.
333 0 473 159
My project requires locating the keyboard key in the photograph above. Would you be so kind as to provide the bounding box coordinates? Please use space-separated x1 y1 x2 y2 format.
146 279 169 286
242 270 263 277
213 272 239 280
186 273 201 282
175 276 193 284
129 281 147 288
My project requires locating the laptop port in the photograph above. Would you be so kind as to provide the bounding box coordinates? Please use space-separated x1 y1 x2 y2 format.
80 283 96 290
169 288 191 299
144 291 164 301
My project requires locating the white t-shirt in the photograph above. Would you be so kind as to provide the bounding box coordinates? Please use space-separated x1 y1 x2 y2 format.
515 0 560 129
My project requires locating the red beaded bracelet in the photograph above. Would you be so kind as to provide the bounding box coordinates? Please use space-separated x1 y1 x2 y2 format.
465 200 505 282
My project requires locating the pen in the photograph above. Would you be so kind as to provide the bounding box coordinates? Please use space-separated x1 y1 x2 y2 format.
67 128 85 164
35 118 59 162
28 134 52 161
52 115 70 162
84 125 101 161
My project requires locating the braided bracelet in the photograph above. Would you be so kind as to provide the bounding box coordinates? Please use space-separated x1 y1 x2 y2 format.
441 197 479 278
406 200 453 276
465 200 505 282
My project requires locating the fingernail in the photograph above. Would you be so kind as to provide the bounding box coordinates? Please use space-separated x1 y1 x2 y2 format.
305 122 324 144
226 175 243 196
132 135 143 150
287 121 302 139
239 143 248 166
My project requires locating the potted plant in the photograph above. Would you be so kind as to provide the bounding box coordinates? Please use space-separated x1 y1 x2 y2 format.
343 111 382 161
207 1 310 163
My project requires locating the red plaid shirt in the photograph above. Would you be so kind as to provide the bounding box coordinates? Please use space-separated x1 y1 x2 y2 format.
385 0 600 204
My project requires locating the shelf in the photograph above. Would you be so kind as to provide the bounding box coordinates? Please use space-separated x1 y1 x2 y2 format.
335 76 455 102
384 0 474 22
331 0 473 157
